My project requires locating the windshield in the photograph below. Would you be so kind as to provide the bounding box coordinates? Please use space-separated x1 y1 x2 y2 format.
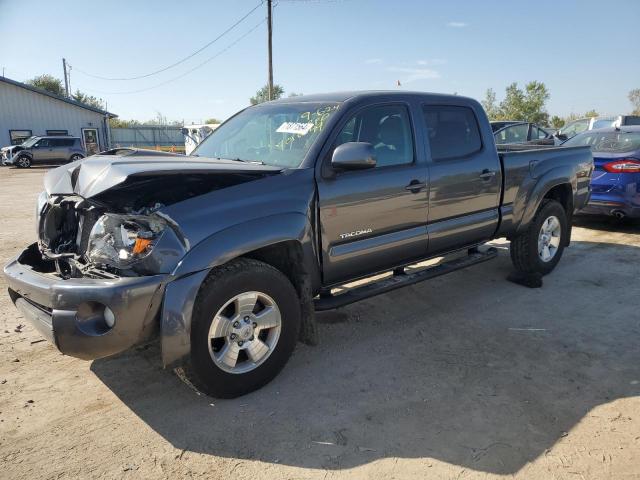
591 118 615 129
193 102 340 167
564 130 640 153
21 137 40 147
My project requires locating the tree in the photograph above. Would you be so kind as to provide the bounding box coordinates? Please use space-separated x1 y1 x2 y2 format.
71 89 105 110
26 74 65 96
584 109 598 118
550 116 565 129
498 83 526 120
250 84 285 105
629 89 640 115
109 118 142 128
204 117 221 124
26 73 107 110
481 88 501 120
496 81 550 124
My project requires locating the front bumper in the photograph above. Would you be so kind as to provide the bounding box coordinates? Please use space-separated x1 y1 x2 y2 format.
4 243 168 360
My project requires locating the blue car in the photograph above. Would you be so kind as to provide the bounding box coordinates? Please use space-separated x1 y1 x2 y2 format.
565 126 640 219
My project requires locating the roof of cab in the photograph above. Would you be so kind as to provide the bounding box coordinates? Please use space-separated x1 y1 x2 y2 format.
266 90 476 104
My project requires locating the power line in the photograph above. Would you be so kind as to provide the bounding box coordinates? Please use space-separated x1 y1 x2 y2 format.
80 19 266 95
72 1 264 81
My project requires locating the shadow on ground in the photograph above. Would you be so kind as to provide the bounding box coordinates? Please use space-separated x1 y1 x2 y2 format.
91 238 640 474
574 214 640 233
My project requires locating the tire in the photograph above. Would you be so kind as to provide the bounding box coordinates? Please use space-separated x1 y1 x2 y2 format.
15 155 31 168
69 154 84 162
510 199 568 275
186 258 300 398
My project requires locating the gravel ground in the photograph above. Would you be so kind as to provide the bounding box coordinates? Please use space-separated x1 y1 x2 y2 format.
1 165 639 479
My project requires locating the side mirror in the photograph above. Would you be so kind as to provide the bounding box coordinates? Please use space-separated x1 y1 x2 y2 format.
180 127 188 136
555 133 568 142
331 142 376 170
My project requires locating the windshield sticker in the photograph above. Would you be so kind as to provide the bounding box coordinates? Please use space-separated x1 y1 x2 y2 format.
276 122 314 135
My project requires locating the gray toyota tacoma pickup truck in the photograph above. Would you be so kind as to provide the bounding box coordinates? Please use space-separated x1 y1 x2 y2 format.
4 91 593 398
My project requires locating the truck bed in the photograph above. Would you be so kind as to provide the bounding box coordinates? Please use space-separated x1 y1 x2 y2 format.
496 144 593 237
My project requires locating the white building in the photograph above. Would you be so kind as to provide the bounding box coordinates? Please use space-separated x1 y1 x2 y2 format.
0 76 116 153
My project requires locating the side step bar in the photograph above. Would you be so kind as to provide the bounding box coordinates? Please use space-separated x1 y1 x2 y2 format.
314 247 498 311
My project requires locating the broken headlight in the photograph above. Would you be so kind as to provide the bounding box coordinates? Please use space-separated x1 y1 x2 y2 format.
86 214 166 269
36 191 49 217
35 190 49 237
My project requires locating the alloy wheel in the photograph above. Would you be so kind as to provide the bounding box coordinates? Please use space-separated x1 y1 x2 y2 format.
207 291 282 374
538 215 561 262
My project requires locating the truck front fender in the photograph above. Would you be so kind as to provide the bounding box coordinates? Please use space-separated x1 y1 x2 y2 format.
160 212 315 367
171 212 313 277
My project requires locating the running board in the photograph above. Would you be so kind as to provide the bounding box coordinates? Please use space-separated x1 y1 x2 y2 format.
314 247 498 311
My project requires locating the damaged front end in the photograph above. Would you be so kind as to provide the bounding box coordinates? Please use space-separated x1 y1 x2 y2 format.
36 192 187 279
5 151 282 360
35 168 271 278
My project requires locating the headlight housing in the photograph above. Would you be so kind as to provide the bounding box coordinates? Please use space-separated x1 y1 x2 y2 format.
86 214 167 269
36 191 49 217
35 191 49 236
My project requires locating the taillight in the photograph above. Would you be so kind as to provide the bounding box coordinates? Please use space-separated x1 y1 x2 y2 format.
602 159 640 173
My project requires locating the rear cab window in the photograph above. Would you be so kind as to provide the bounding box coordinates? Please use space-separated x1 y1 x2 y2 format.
422 105 482 160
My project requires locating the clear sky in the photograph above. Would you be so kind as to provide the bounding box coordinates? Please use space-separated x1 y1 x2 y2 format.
1 0 639 123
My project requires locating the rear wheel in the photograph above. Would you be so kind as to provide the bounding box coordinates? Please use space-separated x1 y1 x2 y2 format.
510 199 567 275
15 155 31 168
69 154 83 162
186 258 300 398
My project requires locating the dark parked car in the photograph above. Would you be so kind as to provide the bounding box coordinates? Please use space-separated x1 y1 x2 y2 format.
4 91 593 397
567 126 640 219
9 136 85 168
491 121 556 145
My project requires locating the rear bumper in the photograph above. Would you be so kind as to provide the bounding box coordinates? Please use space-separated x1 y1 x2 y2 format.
4 243 168 360
580 193 640 218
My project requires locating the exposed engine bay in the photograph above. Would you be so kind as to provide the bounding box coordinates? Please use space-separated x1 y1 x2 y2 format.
37 171 271 279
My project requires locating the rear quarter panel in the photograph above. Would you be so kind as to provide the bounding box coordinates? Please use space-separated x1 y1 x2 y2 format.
496 145 593 237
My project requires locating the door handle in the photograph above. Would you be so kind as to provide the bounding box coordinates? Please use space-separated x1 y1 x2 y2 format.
479 169 496 180
404 180 427 193
405 180 427 193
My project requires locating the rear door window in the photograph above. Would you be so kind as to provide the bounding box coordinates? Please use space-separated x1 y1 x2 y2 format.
495 124 529 144
422 105 482 160
531 126 548 140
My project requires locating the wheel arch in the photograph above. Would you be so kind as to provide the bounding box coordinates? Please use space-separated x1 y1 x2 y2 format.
515 164 576 241
160 213 320 368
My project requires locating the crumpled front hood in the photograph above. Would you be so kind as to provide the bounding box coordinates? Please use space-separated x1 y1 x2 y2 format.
43 150 282 198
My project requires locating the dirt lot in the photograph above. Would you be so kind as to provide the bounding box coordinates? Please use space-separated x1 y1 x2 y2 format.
0 166 639 479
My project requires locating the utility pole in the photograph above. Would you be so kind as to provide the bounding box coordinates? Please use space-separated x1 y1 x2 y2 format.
62 58 70 97
267 0 273 101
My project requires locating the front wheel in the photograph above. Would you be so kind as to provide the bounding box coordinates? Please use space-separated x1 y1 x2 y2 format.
15 155 31 168
510 199 568 275
186 258 300 398
69 154 84 162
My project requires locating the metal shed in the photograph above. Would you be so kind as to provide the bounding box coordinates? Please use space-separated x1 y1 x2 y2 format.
0 76 117 153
